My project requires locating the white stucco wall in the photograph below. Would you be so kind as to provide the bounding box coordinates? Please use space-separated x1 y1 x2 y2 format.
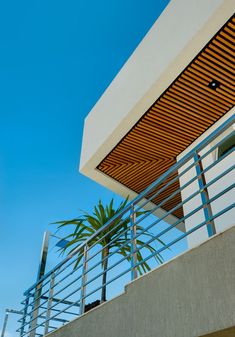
177 109 235 248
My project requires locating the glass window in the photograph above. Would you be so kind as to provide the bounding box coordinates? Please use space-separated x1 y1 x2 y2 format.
217 133 235 158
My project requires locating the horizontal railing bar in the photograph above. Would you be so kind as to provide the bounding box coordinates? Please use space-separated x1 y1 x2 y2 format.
41 307 77 315
24 210 133 295
83 200 234 302
19 306 77 317
23 249 85 308
135 139 234 216
21 194 235 336
135 147 234 226
39 316 68 324
78 145 234 273
21 278 83 330
41 295 80 307
136 165 234 234
43 181 233 309
20 116 234 337
85 213 130 254
24 259 84 311
24 115 234 294
18 314 69 325
21 164 234 332
20 280 83 332
27 178 234 335
23 163 235 331
81 166 235 287
135 129 235 213
82 181 234 292
81 135 234 265
131 202 235 273
131 183 235 260
31 266 82 313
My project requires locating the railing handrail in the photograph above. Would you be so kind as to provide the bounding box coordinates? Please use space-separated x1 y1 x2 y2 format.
24 114 234 295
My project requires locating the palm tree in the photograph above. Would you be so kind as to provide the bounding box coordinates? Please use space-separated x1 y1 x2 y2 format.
54 198 165 303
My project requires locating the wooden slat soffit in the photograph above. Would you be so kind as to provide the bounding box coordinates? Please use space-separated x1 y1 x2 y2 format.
98 15 235 219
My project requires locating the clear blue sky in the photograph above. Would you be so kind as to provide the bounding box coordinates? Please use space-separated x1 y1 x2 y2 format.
0 1 170 335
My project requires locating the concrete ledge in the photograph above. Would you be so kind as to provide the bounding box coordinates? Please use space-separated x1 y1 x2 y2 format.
47 225 235 337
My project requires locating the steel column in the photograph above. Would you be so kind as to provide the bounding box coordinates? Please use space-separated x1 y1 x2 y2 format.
44 272 55 335
130 204 138 280
1 309 22 337
29 231 50 337
1 311 9 337
80 244 88 315
20 297 29 337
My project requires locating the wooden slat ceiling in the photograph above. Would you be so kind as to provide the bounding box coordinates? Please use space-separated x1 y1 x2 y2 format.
98 15 235 219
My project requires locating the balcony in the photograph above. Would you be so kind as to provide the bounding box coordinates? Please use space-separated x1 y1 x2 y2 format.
17 2 235 336
17 115 235 337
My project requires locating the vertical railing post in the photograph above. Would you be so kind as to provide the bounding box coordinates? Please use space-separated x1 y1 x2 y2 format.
44 272 55 335
0 311 9 337
29 282 43 337
194 151 216 237
29 231 50 337
80 244 88 315
20 295 29 337
130 204 138 281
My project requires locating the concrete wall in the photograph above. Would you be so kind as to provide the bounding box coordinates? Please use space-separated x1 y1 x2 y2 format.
177 109 235 248
47 225 235 337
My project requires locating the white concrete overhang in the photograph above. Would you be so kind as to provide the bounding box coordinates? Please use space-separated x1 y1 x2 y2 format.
79 0 235 217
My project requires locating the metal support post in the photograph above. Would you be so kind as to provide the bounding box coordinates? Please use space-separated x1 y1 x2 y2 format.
1 309 23 337
20 296 29 337
37 231 50 281
130 204 138 280
29 231 50 337
194 151 216 237
29 283 43 337
44 272 55 335
1 311 9 337
80 244 88 315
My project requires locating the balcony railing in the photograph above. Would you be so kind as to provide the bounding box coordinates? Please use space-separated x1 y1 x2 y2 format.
18 115 234 337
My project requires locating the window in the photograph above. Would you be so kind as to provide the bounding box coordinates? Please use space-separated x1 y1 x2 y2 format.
217 133 235 159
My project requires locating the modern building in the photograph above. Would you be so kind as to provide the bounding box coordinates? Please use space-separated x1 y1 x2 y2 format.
80 0 235 248
19 1 235 337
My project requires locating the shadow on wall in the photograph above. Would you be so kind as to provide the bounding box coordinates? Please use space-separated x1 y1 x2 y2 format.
199 326 235 337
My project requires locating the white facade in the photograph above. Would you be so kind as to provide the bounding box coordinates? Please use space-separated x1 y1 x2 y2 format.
177 109 235 248
79 0 235 247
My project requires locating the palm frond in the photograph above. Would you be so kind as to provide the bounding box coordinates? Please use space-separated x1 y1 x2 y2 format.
53 197 167 278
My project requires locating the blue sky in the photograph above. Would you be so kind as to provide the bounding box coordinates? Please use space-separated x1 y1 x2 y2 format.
0 0 170 335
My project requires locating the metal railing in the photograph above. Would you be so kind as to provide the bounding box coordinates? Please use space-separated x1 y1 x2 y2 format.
18 115 235 337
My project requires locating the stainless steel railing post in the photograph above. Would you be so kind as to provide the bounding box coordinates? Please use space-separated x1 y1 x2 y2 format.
1 311 9 337
29 281 43 337
194 151 216 237
130 204 138 280
20 296 29 337
44 272 55 335
80 244 88 315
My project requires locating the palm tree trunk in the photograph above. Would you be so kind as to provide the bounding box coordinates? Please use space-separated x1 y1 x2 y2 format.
101 247 109 302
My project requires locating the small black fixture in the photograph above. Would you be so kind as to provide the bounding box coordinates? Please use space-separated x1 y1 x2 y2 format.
208 79 220 90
